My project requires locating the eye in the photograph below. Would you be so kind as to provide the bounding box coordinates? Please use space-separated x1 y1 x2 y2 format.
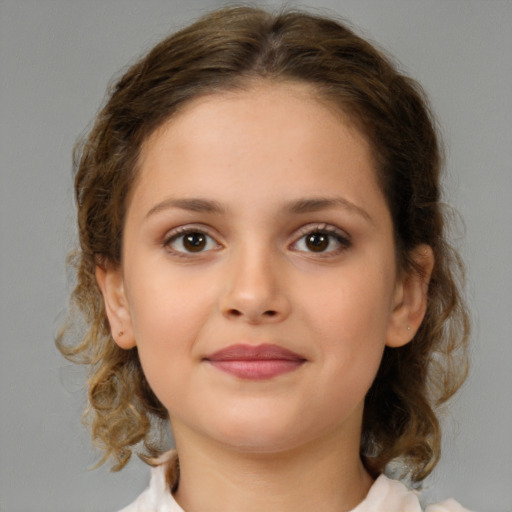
165 228 219 254
291 225 350 255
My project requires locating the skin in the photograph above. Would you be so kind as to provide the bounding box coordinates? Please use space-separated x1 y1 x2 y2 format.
97 82 433 512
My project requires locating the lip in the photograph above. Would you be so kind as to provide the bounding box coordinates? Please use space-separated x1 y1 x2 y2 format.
204 343 306 380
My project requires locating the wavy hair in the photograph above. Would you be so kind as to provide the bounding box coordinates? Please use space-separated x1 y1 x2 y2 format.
57 6 470 484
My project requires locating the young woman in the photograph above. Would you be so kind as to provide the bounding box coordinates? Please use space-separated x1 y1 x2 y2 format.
58 6 472 511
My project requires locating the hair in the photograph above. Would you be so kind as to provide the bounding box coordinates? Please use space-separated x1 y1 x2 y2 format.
57 5 470 485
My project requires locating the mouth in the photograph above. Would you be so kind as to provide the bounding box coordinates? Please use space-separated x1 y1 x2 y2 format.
204 343 307 380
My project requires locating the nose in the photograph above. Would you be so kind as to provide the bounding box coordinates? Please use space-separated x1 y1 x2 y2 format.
220 246 291 324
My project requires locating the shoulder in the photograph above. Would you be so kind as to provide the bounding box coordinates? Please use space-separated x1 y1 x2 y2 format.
117 452 183 512
425 499 475 512
356 475 474 512
117 458 474 512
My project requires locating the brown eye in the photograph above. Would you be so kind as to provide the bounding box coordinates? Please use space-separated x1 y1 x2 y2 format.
305 233 329 252
166 230 218 254
183 232 207 252
291 227 351 255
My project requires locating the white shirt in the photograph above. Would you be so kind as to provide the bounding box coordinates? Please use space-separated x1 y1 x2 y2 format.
118 462 473 512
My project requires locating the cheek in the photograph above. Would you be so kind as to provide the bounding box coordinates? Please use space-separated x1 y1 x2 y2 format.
300 263 394 382
127 261 213 339
302 263 394 342
124 274 215 389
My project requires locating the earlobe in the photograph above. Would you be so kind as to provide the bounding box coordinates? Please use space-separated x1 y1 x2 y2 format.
386 244 435 348
95 265 136 349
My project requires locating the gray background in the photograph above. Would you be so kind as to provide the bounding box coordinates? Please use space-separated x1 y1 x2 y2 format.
1 1 511 511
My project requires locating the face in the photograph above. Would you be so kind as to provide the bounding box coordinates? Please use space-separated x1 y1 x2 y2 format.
99 82 424 455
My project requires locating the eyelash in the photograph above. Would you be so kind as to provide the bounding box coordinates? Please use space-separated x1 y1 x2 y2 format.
290 224 351 257
163 226 220 257
163 224 351 258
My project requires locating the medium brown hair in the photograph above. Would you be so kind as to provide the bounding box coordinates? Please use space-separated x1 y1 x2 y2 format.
58 6 470 484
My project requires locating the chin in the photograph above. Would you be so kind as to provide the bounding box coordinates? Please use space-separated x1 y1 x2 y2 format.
220 433 303 455
206 414 312 455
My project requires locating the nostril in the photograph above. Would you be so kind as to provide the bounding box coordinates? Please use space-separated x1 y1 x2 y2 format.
225 308 278 319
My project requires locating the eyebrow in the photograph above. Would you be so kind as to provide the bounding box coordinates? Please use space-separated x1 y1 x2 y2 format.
286 197 374 225
145 196 373 224
145 198 225 219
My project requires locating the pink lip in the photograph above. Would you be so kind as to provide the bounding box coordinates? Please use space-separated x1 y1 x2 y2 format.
204 344 306 380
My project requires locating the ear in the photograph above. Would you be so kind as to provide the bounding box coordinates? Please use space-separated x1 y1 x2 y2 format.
386 244 435 348
95 264 136 349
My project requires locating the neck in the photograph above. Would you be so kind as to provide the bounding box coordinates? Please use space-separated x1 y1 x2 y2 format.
171 423 373 512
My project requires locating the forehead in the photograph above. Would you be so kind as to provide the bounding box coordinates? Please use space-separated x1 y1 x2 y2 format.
131 82 383 217
141 80 369 161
